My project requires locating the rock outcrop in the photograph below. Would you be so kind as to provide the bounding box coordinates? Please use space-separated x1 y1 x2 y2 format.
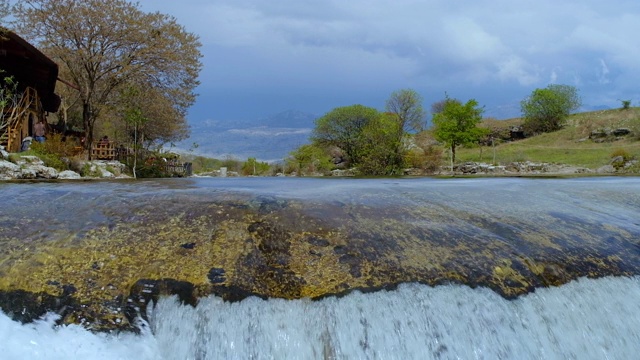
0 149 128 180
449 161 595 176
589 128 634 142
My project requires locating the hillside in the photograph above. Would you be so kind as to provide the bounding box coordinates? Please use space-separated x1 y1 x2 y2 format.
456 107 640 169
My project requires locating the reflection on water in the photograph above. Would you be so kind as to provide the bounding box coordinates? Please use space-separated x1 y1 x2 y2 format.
2 276 640 359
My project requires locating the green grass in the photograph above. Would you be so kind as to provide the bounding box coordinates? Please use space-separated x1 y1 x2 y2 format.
455 107 640 168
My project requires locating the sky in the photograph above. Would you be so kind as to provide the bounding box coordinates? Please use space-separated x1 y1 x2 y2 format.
136 0 640 126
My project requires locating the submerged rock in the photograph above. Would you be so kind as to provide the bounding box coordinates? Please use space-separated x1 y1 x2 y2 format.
0 178 639 331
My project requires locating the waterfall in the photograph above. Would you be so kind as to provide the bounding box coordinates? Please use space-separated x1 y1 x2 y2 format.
2 276 640 360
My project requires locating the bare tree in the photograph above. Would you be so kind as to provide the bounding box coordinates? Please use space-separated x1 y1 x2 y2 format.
0 0 9 21
13 0 202 152
385 88 426 134
384 88 426 169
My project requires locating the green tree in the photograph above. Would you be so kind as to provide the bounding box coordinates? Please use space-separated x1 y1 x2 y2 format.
433 97 486 165
311 104 379 166
520 84 581 134
113 82 189 149
14 0 202 152
120 87 148 178
241 157 271 176
358 114 405 175
288 144 333 175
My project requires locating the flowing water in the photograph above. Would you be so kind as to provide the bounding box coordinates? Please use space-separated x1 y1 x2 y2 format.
1 177 640 359
2 277 640 359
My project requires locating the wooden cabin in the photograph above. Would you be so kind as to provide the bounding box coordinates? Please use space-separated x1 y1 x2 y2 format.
0 30 60 152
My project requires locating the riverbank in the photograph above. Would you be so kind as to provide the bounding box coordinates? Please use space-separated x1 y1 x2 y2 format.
0 144 130 180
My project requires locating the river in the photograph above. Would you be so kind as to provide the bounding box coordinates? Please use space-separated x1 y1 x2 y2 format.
0 177 639 359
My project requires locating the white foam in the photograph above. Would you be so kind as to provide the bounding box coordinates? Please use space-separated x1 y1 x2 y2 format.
2 276 640 359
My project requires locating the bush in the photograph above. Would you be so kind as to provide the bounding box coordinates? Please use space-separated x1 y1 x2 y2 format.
611 149 632 162
31 133 79 158
79 163 102 177
404 145 443 174
25 137 71 171
621 100 632 110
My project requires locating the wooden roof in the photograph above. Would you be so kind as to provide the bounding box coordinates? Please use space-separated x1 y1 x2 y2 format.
0 30 60 112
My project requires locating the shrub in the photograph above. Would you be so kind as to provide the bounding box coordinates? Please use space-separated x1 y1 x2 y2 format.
31 133 78 158
80 163 102 177
423 145 443 173
611 149 632 162
24 144 68 172
620 100 632 110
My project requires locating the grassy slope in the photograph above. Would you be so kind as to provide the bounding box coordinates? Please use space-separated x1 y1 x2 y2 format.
455 107 640 168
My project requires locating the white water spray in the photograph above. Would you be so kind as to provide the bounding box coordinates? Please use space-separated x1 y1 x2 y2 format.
2 276 640 359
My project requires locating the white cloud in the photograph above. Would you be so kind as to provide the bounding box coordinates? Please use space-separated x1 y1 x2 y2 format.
227 127 311 136
496 56 539 86
597 59 610 84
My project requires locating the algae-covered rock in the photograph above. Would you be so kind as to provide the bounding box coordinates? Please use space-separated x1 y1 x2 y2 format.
0 178 639 331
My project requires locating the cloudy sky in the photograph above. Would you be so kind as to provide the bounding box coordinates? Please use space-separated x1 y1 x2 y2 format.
137 0 640 125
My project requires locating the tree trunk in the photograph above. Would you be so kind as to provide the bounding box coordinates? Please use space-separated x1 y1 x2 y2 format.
451 143 456 173
82 102 93 159
133 123 138 179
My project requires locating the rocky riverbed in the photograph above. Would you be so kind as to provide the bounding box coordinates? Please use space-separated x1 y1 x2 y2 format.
1 177 639 332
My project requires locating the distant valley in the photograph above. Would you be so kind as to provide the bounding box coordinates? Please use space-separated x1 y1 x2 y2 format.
178 110 318 162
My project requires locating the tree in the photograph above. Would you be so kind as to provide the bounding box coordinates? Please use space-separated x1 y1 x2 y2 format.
13 0 202 153
288 144 333 175
241 157 271 176
385 89 426 133
113 82 189 149
431 99 447 115
385 89 426 170
433 97 487 165
520 84 581 134
358 114 405 175
311 104 379 165
120 86 148 178
0 0 9 22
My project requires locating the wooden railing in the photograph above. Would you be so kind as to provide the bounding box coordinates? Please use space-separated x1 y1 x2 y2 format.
91 140 116 160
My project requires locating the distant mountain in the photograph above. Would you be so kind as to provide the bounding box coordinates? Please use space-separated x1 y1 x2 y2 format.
483 103 521 120
581 104 612 112
257 109 318 128
178 110 318 162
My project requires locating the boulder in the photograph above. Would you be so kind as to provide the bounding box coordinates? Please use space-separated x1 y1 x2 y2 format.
15 163 59 179
31 165 59 179
589 129 609 139
609 156 625 165
15 155 44 166
0 160 21 179
596 165 615 174
612 128 631 136
59 170 82 179
0 145 8 160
